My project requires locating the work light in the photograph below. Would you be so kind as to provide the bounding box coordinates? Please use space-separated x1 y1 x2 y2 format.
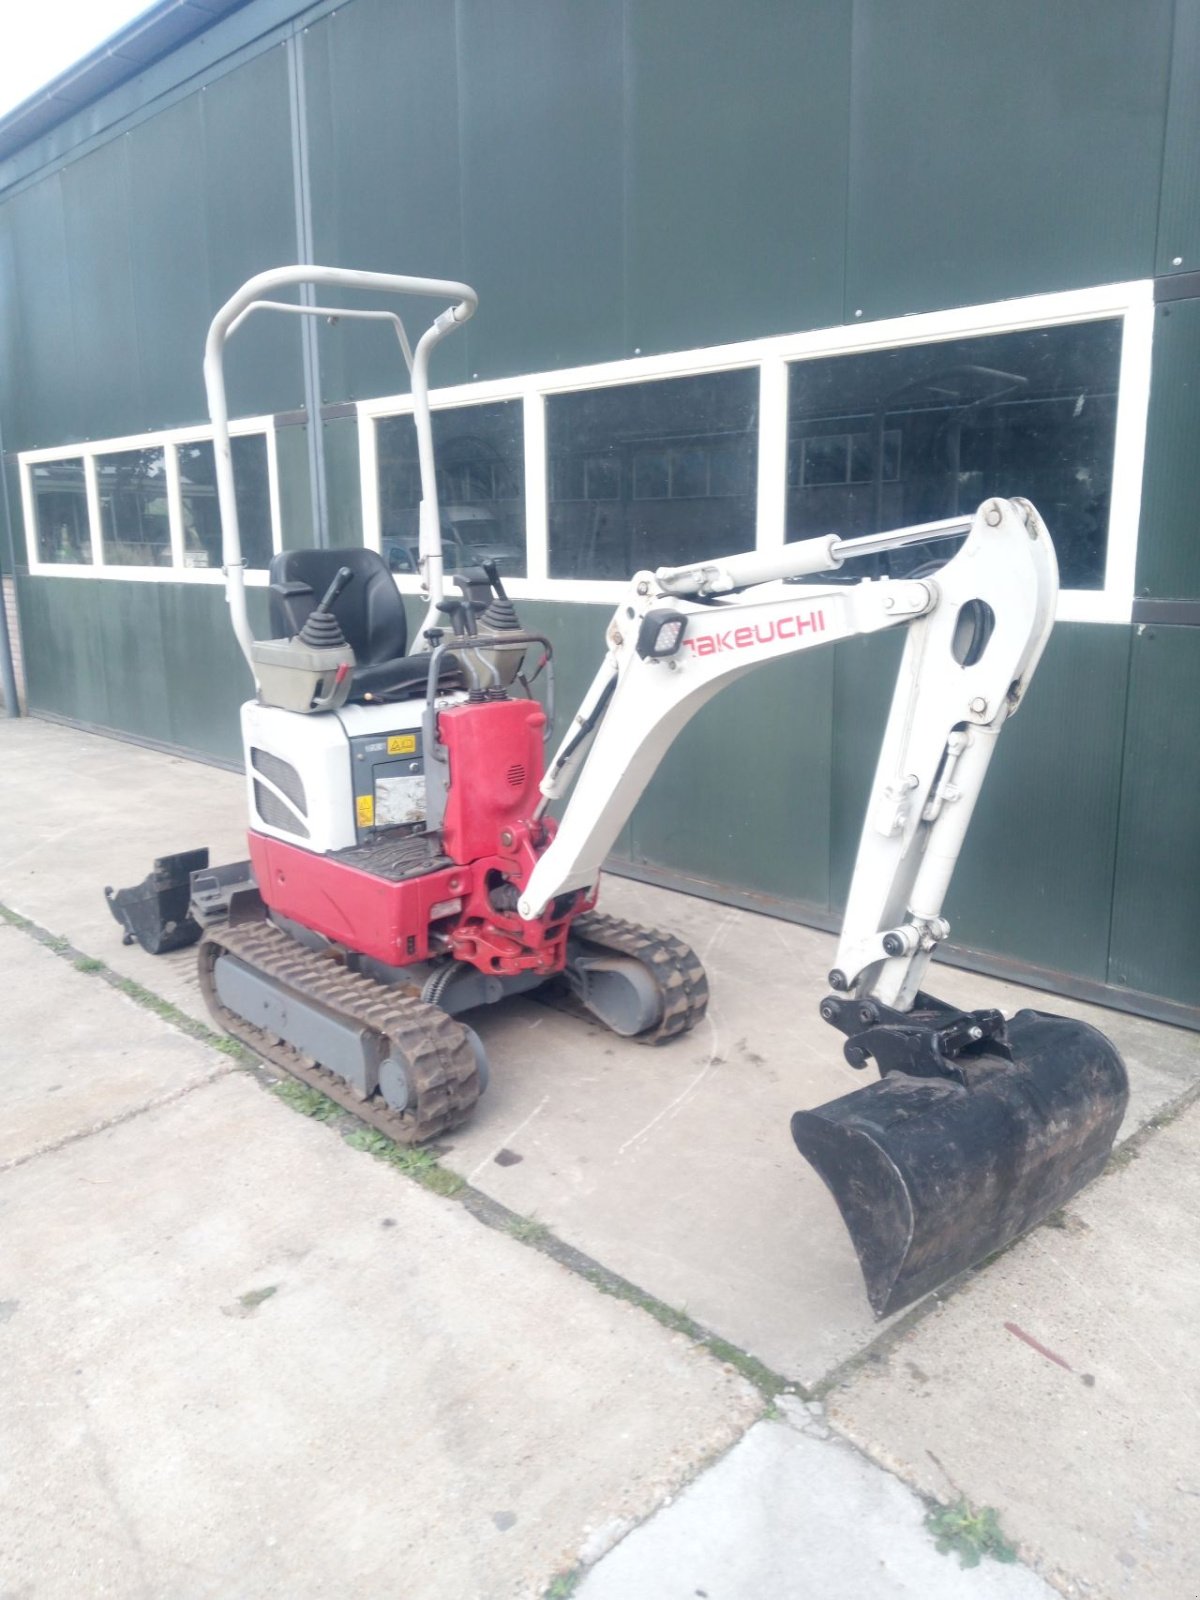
635 609 687 659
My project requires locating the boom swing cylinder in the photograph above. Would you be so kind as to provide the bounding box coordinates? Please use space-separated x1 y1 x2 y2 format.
105 261 1127 1321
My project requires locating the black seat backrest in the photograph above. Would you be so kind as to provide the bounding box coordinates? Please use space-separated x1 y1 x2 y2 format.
268 547 407 663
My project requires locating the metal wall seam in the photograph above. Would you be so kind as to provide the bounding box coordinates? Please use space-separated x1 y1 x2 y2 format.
285 22 327 548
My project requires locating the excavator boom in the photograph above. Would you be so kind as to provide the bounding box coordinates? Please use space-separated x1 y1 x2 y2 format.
520 494 1127 1316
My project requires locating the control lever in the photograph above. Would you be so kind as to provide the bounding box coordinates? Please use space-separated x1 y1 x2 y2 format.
483 560 509 601
316 565 354 614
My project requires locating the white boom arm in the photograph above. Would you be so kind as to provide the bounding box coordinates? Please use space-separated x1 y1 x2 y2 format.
519 497 1057 1012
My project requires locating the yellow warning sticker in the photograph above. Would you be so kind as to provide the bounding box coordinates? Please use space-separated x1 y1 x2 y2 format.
356 794 375 828
387 734 417 756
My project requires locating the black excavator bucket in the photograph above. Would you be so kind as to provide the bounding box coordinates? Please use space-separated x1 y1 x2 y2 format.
104 848 209 955
792 1008 1128 1318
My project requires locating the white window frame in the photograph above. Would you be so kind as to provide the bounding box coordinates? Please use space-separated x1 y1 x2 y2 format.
358 280 1153 624
20 416 282 584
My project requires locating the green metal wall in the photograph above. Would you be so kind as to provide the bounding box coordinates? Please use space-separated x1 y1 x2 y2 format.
3 0 1200 1017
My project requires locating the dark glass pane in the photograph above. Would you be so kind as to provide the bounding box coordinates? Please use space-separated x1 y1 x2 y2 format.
584 456 619 500
31 459 90 564
178 435 273 570
633 450 669 500
802 434 848 486
377 400 526 577
547 371 755 579
548 369 759 579
786 319 1122 588
96 448 170 567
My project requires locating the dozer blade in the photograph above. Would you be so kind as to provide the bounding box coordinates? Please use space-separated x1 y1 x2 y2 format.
791 1010 1128 1318
104 848 209 955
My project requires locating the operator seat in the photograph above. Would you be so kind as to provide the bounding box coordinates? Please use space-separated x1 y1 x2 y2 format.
267 547 462 703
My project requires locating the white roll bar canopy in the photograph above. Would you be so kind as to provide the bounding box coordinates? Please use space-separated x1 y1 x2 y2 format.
202 265 478 677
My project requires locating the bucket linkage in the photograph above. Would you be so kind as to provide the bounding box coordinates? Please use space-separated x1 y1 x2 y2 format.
792 990 1128 1317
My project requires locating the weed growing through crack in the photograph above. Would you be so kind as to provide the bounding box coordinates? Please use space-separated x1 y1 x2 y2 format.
74 955 104 974
272 1080 340 1121
343 1126 464 1197
543 1572 580 1599
925 1499 1017 1567
505 1214 551 1246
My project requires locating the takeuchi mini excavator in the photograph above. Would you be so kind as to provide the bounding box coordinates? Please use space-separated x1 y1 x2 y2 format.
107 266 1128 1318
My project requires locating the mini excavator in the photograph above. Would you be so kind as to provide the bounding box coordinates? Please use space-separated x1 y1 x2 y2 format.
107 267 1128 1317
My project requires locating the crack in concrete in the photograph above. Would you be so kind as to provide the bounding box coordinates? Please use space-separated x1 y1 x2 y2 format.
1 1063 236 1174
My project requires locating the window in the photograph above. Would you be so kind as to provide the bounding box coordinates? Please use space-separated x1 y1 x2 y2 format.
376 400 526 577
97 448 171 567
786 320 1122 589
795 429 901 488
546 370 758 579
178 435 273 570
22 422 279 580
355 280 1147 615
30 459 90 565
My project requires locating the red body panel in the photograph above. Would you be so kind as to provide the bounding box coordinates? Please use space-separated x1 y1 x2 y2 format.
249 831 471 966
251 696 591 976
439 699 546 865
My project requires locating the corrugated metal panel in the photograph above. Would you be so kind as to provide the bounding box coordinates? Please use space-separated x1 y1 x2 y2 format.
320 416 363 548
18 575 114 729
626 0 850 354
1 44 301 451
1156 0 1200 276
0 177 77 450
303 0 466 405
126 91 215 430
18 574 262 765
201 43 304 419
947 625 1130 981
161 580 262 759
0 0 258 166
457 0 624 378
61 140 144 439
844 0 1173 320
276 422 316 550
1109 623 1200 1004
0 0 306 197
1136 297 1200 600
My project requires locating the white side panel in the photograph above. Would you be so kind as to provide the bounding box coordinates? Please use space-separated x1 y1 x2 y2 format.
241 702 357 853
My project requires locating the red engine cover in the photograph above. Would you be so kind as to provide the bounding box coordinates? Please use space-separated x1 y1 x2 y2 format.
439 698 546 866
249 831 470 967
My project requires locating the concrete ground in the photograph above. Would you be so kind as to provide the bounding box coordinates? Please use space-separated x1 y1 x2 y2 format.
1 715 1198 1598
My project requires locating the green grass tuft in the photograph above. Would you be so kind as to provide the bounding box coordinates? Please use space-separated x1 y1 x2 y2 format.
74 955 105 973
272 1079 341 1121
343 1124 464 1194
505 1213 551 1246
925 1499 1017 1568
544 1572 581 1599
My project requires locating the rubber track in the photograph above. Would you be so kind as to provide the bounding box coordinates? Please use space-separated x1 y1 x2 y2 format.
569 912 709 1045
198 921 481 1145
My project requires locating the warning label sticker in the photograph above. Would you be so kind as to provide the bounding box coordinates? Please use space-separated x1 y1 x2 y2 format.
387 734 417 756
356 794 375 828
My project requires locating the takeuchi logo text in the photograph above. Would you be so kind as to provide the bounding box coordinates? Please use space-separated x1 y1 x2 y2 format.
682 610 827 657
